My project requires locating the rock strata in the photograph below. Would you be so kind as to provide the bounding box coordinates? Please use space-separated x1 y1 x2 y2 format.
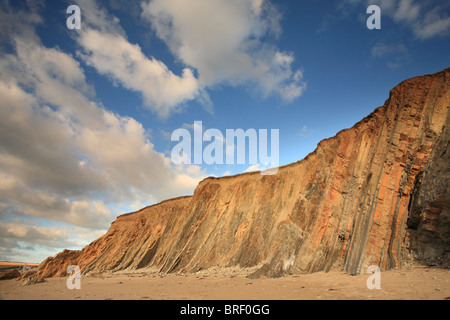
0 269 21 280
407 112 449 266
37 68 450 278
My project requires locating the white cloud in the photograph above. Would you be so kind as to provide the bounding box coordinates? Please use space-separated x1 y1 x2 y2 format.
141 0 306 101
0 219 106 262
415 6 450 39
243 161 277 174
69 0 305 116
72 0 209 118
371 43 408 58
388 0 450 39
297 125 319 137
343 0 450 39
77 29 205 118
0 0 305 262
0 4 207 262
244 163 262 173
393 0 420 23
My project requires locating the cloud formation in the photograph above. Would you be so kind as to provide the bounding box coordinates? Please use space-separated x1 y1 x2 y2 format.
343 0 450 39
0 219 106 263
71 0 305 118
141 0 306 102
0 3 207 261
73 0 209 118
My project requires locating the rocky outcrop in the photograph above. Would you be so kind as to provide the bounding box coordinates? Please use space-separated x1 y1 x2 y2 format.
407 111 449 266
38 196 191 278
38 249 83 278
37 68 450 278
0 269 21 280
21 276 46 286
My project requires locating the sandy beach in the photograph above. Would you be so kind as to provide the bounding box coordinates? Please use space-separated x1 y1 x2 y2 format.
1 266 448 300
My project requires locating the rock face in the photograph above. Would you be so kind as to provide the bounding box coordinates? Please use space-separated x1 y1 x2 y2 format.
407 111 449 265
0 269 21 280
38 68 450 278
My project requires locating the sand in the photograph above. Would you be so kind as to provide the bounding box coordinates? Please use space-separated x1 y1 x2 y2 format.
0 266 448 300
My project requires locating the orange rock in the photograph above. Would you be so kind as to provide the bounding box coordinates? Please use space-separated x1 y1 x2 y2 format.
38 68 450 278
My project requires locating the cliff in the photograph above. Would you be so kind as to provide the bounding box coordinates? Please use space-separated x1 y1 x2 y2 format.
37 68 450 278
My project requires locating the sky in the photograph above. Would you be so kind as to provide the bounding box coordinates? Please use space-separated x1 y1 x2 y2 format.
0 0 449 263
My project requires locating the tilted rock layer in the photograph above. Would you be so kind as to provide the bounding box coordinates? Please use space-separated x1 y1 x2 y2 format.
38 68 450 278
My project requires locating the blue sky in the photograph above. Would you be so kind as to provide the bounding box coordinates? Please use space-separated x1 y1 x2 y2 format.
0 0 449 263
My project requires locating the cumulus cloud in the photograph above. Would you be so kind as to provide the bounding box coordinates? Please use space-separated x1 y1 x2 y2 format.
0 220 103 250
70 0 305 116
342 0 450 39
73 0 209 118
77 29 205 118
387 0 450 39
0 42 204 221
0 218 106 262
141 0 306 101
415 6 450 39
0 4 207 261
0 0 304 262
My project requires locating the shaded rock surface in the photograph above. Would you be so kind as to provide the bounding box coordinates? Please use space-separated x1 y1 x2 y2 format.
37 68 450 278
407 111 450 266
0 269 21 280
21 276 46 286
18 269 37 280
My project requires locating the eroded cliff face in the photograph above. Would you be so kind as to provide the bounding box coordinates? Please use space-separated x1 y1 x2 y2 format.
407 112 449 266
38 68 450 278
38 196 192 278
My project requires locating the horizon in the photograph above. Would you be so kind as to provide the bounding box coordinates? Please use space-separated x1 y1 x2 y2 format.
0 0 449 264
